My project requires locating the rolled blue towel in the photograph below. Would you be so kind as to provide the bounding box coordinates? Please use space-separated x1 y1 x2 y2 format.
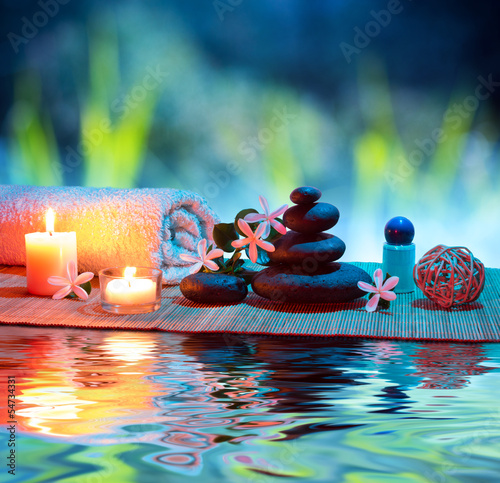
0 185 219 284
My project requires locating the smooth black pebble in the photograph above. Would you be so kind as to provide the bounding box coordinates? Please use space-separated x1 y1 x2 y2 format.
268 231 346 265
290 186 322 204
180 273 248 304
252 262 371 304
283 202 340 234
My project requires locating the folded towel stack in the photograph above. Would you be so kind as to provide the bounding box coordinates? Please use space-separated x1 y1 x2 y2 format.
0 185 219 284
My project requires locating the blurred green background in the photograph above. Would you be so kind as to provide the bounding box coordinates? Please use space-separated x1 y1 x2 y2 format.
0 0 499 265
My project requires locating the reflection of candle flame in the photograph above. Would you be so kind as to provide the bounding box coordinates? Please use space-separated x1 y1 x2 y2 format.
102 334 156 362
18 386 92 437
4 332 160 438
46 208 55 233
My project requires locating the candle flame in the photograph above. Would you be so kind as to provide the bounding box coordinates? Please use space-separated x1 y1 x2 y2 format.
46 208 55 233
124 267 137 280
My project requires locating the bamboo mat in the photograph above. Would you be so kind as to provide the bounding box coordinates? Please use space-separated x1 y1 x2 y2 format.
0 263 499 341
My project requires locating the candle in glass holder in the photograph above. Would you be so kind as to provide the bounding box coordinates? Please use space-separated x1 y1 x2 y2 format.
105 267 157 305
25 208 77 296
99 267 161 314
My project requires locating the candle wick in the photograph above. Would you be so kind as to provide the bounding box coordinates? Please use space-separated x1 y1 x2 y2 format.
49 232 53 236
128 281 131 288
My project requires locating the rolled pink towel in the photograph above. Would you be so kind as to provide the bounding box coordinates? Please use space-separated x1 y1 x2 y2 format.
0 185 219 284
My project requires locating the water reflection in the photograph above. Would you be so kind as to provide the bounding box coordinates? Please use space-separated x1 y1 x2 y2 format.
0 327 499 482
412 343 494 389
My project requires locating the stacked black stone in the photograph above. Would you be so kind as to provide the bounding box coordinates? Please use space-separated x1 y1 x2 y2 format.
252 187 371 303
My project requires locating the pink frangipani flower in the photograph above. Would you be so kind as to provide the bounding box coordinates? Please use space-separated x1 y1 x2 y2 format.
357 268 399 312
180 239 224 274
243 195 288 238
231 219 275 263
48 261 94 300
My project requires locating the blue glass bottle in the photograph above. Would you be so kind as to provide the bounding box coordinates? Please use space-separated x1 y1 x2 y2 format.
382 216 415 293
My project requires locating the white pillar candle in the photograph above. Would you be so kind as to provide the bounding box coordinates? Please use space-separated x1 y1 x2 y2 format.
25 208 77 296
105 267 157 305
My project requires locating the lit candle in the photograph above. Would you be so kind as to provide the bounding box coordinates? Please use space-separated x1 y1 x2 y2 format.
25 208 77 296
104 267 157 305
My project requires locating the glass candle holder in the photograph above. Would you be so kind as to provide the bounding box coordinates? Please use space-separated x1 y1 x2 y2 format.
99 267 162 314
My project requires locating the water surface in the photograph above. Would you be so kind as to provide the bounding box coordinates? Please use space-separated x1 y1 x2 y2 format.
1 326 499 482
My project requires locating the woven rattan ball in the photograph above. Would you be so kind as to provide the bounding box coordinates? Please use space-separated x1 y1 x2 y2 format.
413 245 485 308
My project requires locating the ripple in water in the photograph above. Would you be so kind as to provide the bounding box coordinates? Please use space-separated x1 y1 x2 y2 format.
0 327 499 482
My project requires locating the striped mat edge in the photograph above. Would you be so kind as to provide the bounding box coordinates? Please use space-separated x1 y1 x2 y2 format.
0 263 499 342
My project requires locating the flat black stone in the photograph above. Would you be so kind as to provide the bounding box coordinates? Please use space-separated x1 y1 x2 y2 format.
268 231 346 265
283 202 340 234
251 262 371 304
180 273 248 304
290 186 322 204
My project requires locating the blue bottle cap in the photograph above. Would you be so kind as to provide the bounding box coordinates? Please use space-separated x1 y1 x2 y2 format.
384 216 414 245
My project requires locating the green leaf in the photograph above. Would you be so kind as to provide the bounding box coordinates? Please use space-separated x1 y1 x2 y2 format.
378 298 391 310
235 268 257 285
234 208 258 236
81 281 92 295
213 223 239 252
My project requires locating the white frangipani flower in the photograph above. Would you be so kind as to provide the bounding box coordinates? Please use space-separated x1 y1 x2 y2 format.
243 195 288 238
180 239 224 274
47 261 94 300
231 219 275 263
357 268 399 312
